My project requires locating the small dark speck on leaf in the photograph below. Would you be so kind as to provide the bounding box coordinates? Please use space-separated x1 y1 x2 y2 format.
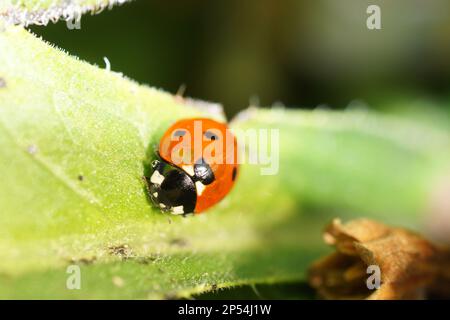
169 238 189 247
27 144 38 155
135 255 159 264
135 257 151 264
0 78 6 88
127 253 162 265
78 175 84 181
68 256 96 265
108 244 133 259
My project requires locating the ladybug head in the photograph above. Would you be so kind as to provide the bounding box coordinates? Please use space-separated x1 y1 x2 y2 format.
146 159 197 215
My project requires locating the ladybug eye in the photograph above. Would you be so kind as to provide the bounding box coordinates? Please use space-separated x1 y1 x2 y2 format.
173 130 186 138
204 131 218 141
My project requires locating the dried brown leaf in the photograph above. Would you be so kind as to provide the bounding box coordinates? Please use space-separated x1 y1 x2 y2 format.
309 218 450 300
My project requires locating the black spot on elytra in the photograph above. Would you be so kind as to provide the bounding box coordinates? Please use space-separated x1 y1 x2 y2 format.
204 131 218 140
232 167 238 181
173 129 186 137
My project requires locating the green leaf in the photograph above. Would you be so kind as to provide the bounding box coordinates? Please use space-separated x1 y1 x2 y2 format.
0 0 131 26
1 26 449 299
233 107 450 227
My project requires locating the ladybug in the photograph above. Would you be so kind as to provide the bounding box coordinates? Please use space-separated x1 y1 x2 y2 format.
144 118 239 215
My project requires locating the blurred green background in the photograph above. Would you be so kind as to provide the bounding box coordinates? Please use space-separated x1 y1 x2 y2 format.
30 0 450 118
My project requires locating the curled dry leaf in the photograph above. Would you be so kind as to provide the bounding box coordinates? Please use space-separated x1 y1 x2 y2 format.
308 218 450 300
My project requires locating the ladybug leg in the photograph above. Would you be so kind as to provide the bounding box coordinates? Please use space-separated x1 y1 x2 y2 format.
142 175 162 206
142 175 151 192
159 206 172 214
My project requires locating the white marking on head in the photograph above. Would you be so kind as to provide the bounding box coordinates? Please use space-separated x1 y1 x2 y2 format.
159 203 166 208
150 170 165 185
152 192 158 198
171 206 184 215
182 165 195 177
195 181 206 196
